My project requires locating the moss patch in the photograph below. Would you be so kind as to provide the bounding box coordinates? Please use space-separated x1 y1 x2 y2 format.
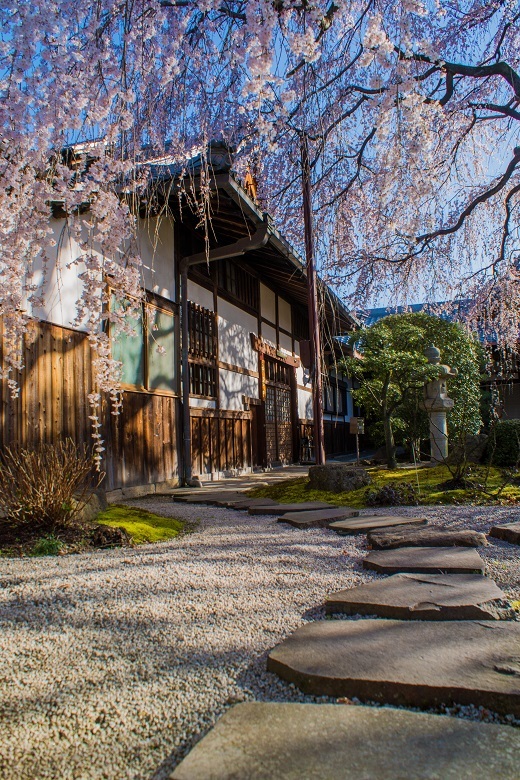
95 505 187 544
248 465 520 508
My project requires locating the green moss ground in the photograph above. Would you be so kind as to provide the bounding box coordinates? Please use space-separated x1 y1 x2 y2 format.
95 505 188 544
248 465 520 508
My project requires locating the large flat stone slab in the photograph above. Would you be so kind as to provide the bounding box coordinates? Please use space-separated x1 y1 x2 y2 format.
170 702 520 780
368 526 487 550
216 497 278 509
363 547 485 574
278 507 359 529
325 573 507 620
329 515 427 535
489 521 520 545
174 491 246 505
248 502 333 516
267 619 520 715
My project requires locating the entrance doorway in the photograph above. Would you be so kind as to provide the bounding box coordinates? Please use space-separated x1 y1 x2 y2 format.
264 358 293 465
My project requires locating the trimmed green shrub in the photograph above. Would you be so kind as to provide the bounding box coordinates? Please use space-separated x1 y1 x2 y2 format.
485 420 520 467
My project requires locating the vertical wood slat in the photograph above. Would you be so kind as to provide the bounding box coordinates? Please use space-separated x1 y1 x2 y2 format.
210 417 219 474
202 417 210 474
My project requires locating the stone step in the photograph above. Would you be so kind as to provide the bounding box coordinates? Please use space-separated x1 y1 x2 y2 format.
277 507 359 529
362 547 485 575
329 515 427 535
174 491 246 505
248 502 333 516
267 619 520 716
368 527 487 550
170 702 520 780
325 573 507 620
215 497 278 509
489 521 520 546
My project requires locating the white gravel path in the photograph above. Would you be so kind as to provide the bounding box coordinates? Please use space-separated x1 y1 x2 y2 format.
0 499 519 780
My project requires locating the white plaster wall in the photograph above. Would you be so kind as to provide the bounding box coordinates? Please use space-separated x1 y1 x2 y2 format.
262 323 277 348
296 364 312 388
219 369 258 411
188 280 214 311
30 218 97 331
218 298 257 370
279 297 292 332
137 216 175 299
279 331 292 353
190 398 217 409
30 216 176 332
298 388 314 420
260 283 276 324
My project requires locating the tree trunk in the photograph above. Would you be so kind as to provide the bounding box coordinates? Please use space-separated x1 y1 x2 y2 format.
383 414 397 469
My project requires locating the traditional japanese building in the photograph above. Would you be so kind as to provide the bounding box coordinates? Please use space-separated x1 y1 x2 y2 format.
0 144 357 493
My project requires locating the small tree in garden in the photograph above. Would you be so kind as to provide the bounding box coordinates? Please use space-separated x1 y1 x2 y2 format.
343 313 482 469
343 318 438 469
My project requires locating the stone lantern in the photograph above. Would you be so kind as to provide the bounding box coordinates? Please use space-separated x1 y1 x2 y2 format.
421 344 458 463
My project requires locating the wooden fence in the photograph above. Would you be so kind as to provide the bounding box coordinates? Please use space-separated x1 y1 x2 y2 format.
190 409 251 477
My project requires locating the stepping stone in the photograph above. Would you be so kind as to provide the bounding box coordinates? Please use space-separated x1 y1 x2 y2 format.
175 491 245 505
325 573 507 620
170 701 520 780
248 502 333 516
489 521 520 546
216 497 278 509
267 619 520 716
368 526 487 550
278 507 359 529
329 515 427 535
363 547 485 575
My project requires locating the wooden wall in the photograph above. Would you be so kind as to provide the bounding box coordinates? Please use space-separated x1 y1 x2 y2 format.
298 419 355 461
324 421 355 457
0 319 180 490
191 409 251 477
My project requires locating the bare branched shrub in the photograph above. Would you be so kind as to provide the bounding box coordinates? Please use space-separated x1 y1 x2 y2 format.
0 440 102 531
365 482 419 507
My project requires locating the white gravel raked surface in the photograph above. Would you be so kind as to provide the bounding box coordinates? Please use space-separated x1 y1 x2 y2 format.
0 499 519 780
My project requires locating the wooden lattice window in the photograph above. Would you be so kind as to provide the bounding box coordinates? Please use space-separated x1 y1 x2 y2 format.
188 303 217 360
265 358 291 386
188 301 218 398
189 363 217 397
218 260 259 310
293 306 310 340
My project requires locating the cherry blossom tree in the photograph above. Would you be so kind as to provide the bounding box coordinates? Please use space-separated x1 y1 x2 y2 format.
1 0 519 453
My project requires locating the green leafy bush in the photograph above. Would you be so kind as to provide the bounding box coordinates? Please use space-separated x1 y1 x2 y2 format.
485 420 520 467
365 482 419 506
32 534 64 556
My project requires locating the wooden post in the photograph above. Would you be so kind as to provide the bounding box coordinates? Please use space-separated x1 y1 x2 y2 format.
301 134 325 465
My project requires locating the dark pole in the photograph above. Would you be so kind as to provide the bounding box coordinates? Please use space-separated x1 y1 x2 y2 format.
301 133 325 465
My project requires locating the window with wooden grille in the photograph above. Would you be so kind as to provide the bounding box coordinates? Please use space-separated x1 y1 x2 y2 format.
265 358 291 386
293 306 310 340
322 383 347 414
188 301 218 397
189 363 217 397
218 260 259 310
188 303 217 360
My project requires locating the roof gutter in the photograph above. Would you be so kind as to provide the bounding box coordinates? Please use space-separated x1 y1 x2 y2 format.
179 219 270 486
